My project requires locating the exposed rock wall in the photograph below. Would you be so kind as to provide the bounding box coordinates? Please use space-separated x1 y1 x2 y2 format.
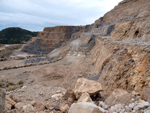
90 0 150 36
89 0 150 94
91 37 150 93
111 11 150 41
22 26 85 55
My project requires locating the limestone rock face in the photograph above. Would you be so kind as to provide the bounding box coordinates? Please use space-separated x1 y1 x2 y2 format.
73 78 102 99
22 26 86 55
91 37 113 74
91 37 150 93
111 13 150 41
91 0 150 29
68 102 106 113
105 89 132 106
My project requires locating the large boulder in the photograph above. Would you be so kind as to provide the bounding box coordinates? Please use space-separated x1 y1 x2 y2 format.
0 89 6 113
141 88 150 102
105 89 132 106
73 78 102 99
68 102 107 113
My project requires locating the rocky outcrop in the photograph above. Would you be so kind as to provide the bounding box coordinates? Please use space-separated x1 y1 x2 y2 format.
111 11 150 41
91 37 150 93
90 0 150 36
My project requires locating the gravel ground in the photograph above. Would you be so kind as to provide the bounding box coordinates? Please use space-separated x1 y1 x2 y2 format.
9 85 66 106
24 56 59 64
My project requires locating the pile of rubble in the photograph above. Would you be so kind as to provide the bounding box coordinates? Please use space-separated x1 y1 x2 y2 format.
0 78 150 113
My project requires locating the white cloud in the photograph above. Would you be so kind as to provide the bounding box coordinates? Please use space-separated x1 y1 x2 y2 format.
0 0 122 31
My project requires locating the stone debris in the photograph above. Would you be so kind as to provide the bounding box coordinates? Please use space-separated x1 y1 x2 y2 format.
1 84 150 113
60 103 70 113
36 101 46 112
99 101 109 110
63 90 76 105
68 102 107 113
105 89 132 106
138 102 150 109
30 101 37 107
73 78 103 99
45 103 50 109
24 57 54 64
14 102 25 109
19 104 36 113
51 93 63 101
5 95 16 106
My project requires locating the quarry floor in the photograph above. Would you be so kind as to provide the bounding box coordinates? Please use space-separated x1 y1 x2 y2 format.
0 52 95 91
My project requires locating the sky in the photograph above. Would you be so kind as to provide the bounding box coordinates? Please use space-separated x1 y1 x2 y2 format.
0 0 122 31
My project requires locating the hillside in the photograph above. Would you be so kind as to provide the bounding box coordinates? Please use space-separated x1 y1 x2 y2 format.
0 27 38 44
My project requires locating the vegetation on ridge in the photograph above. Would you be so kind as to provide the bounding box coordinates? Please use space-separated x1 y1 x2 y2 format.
0 27 38 44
